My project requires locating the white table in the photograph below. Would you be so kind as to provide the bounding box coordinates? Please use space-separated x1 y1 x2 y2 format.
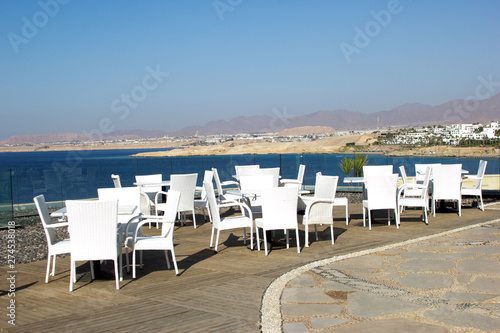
343 177 364 184
133 180 171 188
51 204 138 220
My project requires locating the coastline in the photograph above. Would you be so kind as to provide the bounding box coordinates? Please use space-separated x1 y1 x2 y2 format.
0 134 498 158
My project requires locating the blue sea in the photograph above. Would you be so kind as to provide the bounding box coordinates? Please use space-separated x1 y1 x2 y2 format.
0 148 498 208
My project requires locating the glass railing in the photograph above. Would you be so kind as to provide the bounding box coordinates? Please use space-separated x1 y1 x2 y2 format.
4 153 499 221
0 169 13 227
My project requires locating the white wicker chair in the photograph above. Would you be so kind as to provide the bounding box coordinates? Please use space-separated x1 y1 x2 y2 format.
124 190 181 279
362 174 399 230
111 174 121 188
65 200 122 291
298 174 338 247
255 186 300 256
280 164 305 187
204 181 253 253
397 166 431 227
461 160 487 211
431 164 462 217
194 170 214 222
97 187 143 236
33 195 71 283
157 173 198 228
239 174 275 216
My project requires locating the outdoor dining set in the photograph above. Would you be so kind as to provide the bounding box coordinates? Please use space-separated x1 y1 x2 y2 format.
33 160 488 291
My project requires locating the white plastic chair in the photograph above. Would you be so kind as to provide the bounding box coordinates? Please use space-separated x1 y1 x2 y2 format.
111 174 121 188
280 164 305 187
397 166 431 227
298 174 338 247
124 190 181 279
194 170 214 222
362 174 399 230
65 200 122 291
157 173 198 228
432 164 462 217
33 195 71 283
204 181 254 253
255 186 300 256
461 160 487 211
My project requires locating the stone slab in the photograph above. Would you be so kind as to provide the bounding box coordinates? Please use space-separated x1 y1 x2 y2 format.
281 303 342 318
327 318 448 333
457 259 500 275
283 322 309 333
347 292 424 318
400 259 455 272
468 276 500 294
288 273 316 287
282 287 335 303
425 308 500 331
397 273 453 289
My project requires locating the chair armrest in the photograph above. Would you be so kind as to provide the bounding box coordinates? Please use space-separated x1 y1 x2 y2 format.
221 180 239 187
303 198 334 216
280 179 301 184
46 222 69 228
218 201 253 220
154 190 169 205
123 214 143 238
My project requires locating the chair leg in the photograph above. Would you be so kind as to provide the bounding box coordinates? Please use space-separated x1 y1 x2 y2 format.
285 229 290 249
192 210 197 229
256 226 261 251
305 224 309 247
45 254 52 283
125 247 130 273
479 194 484 211
69 260 74 292
345 203 349 225
164 250 171 269
242 227 247 245
215 229 221 252
314 225 318 241
263 229 268 256
90 261 95 280
295 227 300 254
170 249 179 275
330 224 334 245
140 250 143 269
423 207 428 225
51 255 57 277
210 226 215 248
250 227 254 250
368 209 372 231
114 259 120 290
132 250 137 279
362 207 366 227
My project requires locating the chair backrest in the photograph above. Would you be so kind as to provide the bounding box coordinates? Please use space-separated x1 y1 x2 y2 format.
474 160 487 189
211 168 224 198
235 165 260 177
255 167 280 187
399 165 408 184
65 200 118 261
416 166 432 199
111 174 121 188
204 181 221 228
314 174 338 200
363 165 393 178
33 195 57 246
260 186 299 230
160 190 181 237
97 187 141 207
135 174 162 193
365 174 398 209
170 173 198 212
415 163 441 182
297 164 306 183
199 170 214 199
432 164 462 200
239 175 275 191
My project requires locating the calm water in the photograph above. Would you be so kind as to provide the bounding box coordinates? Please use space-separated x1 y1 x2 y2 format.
0 149 498 207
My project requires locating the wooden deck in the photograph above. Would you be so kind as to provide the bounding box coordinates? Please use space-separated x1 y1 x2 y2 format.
2 201 500 332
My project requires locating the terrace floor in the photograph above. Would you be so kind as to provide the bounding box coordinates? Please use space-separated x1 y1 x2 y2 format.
1 200 499 332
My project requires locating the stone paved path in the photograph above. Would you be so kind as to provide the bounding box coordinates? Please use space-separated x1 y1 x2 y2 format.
277 219 500 332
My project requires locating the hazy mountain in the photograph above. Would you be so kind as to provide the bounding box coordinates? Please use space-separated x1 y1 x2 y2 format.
2 94 499 145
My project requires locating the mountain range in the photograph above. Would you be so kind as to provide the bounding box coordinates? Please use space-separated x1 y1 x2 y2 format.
2 93 499 146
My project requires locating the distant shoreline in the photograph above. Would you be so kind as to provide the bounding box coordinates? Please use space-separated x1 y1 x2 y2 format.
0 137 497 158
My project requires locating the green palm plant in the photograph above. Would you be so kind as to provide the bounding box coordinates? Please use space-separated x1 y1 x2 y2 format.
339 157 353 177
352 154 368 177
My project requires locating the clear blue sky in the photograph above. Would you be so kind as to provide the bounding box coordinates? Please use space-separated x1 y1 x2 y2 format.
1 0 499 140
